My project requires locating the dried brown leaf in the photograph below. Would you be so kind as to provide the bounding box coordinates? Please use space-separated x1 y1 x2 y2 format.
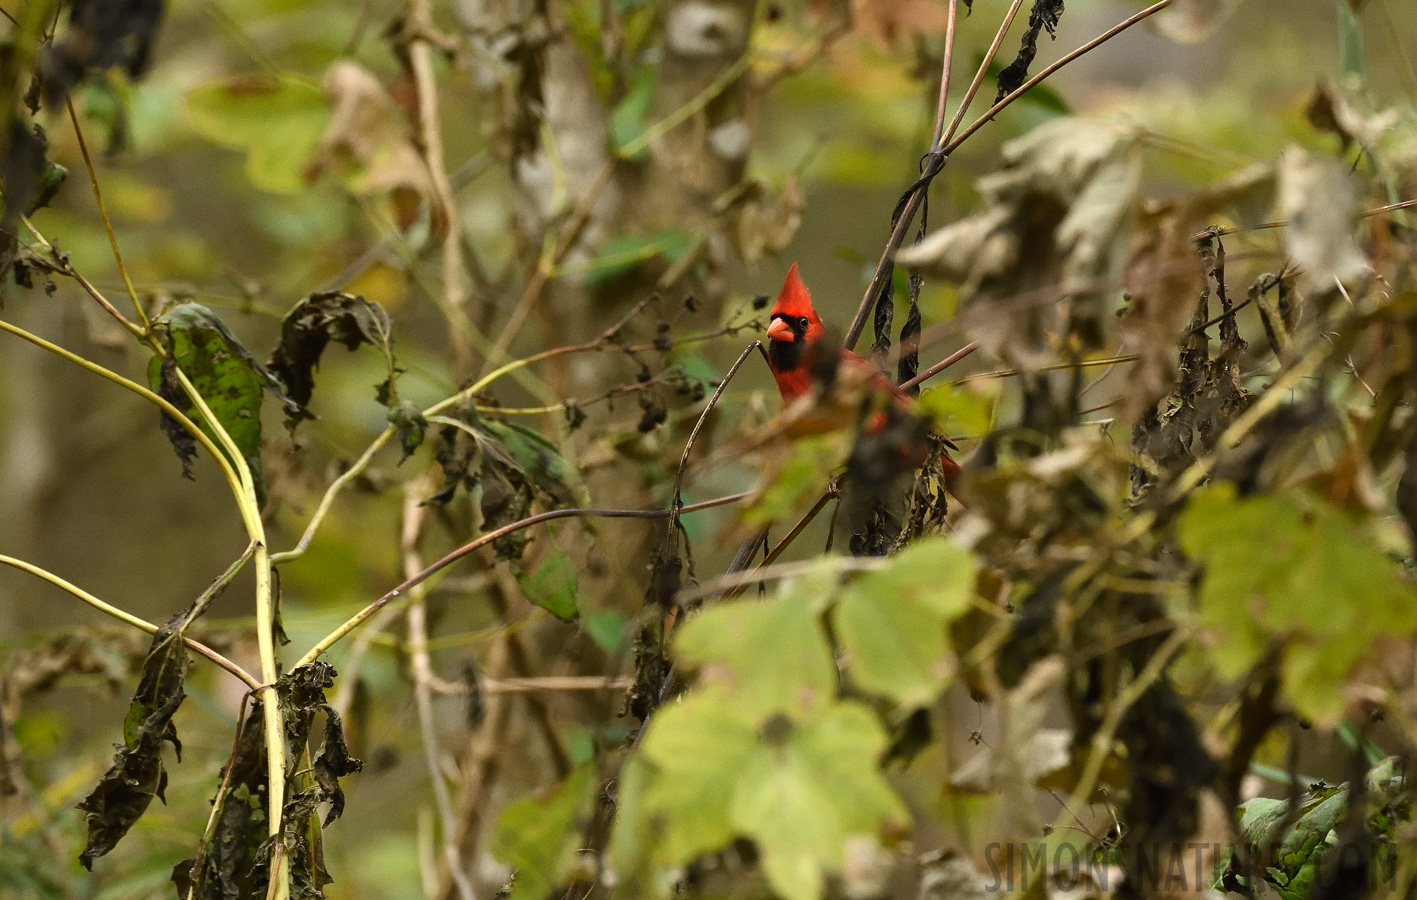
898 117 1142 367
1278 146 1369 294
1149 0 1246 44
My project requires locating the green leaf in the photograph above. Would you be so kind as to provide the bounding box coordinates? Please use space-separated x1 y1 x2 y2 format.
147 303 277 503
569 229 694 283
731 703 907 900
1179 484 1417 724
492 763 598 900
482 420 580 506
519 548 580 622
610 67 655 159
743 436 849 527
918 385 993 437
585 609 627 654
186 75 330 194
833 537 976 706
674 568 839 718
638 693 762 863
629 696 906 900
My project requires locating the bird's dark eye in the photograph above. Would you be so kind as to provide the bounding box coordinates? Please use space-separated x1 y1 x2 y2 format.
797 316 810 329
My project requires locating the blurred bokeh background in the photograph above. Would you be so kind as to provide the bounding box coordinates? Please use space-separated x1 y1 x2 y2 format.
2 0 1414 895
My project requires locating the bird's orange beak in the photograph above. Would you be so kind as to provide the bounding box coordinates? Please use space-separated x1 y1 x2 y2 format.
765 317 794 343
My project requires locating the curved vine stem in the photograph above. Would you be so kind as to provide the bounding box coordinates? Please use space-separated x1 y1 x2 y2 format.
0 554 259 689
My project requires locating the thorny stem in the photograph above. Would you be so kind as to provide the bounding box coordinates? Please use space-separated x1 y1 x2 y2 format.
294 491 751 668
0 554 259 689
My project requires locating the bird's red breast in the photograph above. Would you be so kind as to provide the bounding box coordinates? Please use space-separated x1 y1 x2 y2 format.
764 262 962 488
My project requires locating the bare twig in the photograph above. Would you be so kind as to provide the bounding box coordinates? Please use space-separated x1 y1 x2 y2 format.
404 0 471 367
670 342 761 514
401 486 476 900
0 554 259 689
295 491 752 667
899 340 980 391
942 0 1176 154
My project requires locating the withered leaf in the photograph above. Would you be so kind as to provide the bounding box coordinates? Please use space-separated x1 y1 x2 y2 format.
388 400 428 463
77 612 190 869
307 61 432 233
268 291 396 429
37 0 165 107
427 408 580 559
1150 0 1246 44
240 663 360 899
994 0 1064 102
1278 146 1368 295
177 703 270 900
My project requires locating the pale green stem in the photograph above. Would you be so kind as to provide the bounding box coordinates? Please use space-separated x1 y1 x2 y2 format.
0 554 259 689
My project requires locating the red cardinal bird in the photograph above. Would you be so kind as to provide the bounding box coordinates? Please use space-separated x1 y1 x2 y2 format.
764 262 962 488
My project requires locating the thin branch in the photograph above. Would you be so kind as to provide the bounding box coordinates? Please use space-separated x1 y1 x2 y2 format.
670 342 760 513
1191 196 1417 242
66 98 149 330
899 340 979 391
405 0 471 367
943 0 1176 154
940 0 1025 148
0 554 259 689
928 0 961 150
401 486 476 900
293 491 752 668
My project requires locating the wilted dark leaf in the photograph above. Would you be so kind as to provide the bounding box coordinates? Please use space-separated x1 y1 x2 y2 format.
238 663 360 899
179 704 269 900
77 612 190 868
267 291 396 429
994 0 1064 102
428 409 579 559
388 400 427 463
37 0 165 107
